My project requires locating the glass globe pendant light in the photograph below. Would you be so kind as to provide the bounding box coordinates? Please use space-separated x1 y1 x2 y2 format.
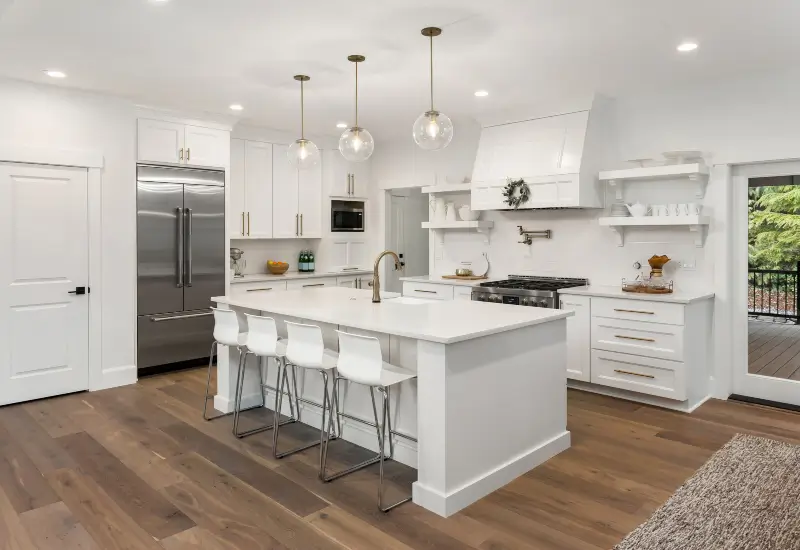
287 75 320 169
339 55 374 162
413 27 454 151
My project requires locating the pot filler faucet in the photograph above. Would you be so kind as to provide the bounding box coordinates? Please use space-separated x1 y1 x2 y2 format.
372 250 403 303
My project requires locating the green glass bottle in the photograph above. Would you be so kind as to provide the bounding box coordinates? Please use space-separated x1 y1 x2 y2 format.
309 250 315 273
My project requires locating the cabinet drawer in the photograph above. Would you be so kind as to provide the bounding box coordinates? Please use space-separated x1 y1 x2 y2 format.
231 281 287 294
453 286 474 301
591 297 684 326
591 350 686 401
402 282 453 301
286 277 337 290
592 317 684 361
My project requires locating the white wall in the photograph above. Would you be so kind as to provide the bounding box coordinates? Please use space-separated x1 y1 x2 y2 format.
0 78 137 382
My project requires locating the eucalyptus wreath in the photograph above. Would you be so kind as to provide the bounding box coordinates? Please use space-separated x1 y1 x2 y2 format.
502 178 530 209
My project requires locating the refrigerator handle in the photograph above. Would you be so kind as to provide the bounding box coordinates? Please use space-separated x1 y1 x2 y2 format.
176 207 184 288
185 207 193 287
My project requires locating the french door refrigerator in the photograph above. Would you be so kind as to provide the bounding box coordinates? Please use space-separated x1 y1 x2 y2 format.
136 165 225 373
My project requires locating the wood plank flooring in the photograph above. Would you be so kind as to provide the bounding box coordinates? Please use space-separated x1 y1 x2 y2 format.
748 318 800 379
1 367 800 549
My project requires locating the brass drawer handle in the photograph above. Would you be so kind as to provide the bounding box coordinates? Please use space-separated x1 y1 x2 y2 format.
303 283 325 288
613 369 656 379
241 212 245 235
245 288 273 292
414 289 437 294
614 334 656 342
613 308 655 315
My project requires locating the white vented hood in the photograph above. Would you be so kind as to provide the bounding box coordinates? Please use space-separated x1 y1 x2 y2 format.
471 96 615 210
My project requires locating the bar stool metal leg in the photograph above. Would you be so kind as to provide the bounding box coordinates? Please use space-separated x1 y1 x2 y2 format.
233 351 294 439
203 341 231 421
375 386 411 512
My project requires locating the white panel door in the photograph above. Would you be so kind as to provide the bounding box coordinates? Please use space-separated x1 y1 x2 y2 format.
0 164 89 406
298 161 323 238
230 139 246 237
323 150 350 196
272 144 299 238
560 295 591 382
350 160 369 197
138 119 185 164
244 141 273 238
184 125 229 168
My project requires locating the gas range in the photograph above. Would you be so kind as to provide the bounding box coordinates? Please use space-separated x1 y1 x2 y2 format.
471 275 589 308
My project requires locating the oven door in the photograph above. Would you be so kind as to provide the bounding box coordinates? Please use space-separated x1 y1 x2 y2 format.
331 203 364 232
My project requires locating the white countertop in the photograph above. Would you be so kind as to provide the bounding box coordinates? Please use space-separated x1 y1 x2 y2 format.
399 275 499 287
231 270 371 284
559 285 715 304
212 287 572 344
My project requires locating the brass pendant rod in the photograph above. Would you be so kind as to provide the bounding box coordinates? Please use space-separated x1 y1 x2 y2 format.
355 60 359 128
429 33 434 112
300 79 305 139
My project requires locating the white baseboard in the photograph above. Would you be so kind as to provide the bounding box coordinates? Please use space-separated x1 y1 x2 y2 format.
213 392 262 414
412 431 571 517
92 365 137 391
567 380 709 413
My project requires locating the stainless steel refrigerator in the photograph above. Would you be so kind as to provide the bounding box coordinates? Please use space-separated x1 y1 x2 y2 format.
136 165 225 373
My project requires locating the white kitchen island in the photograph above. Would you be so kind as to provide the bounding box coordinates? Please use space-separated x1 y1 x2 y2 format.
211 287 572 517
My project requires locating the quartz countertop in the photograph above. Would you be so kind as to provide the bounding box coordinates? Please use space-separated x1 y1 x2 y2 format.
559 285 715 304
212 287 571 344
399 275 499 288
231 270 371 284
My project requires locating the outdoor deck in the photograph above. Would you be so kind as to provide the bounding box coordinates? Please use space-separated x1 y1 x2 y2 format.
748 318 800 380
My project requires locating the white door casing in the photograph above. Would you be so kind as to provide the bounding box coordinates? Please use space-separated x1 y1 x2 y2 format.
0 163 90 406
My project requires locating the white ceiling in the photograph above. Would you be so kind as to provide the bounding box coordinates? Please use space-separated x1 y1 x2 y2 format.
2 0 800 139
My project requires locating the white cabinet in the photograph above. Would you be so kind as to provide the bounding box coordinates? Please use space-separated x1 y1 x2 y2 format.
271 144 322 239
324 150 369 197
453 286 473 301
137 119 229 168
560 295 591 382
230 139 273 237
330 240 367 271
231 280 288 294
337 275 370 289
402 281 453 301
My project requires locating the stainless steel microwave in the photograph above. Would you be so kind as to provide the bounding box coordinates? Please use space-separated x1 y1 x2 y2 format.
331 200 364 232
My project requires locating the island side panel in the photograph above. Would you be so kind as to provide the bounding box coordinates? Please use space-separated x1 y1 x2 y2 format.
413 319 570 517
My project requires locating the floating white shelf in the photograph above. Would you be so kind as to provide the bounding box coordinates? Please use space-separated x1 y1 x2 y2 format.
421 183 472 194
422 220 493 230
598 215 710 247
599 163 710 199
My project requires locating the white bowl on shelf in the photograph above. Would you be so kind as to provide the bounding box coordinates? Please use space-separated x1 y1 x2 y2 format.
458 206 481 221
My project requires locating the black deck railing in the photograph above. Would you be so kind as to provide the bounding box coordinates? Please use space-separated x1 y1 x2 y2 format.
748 262 800 323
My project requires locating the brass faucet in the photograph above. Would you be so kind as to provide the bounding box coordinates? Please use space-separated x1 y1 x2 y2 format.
372 250 403 303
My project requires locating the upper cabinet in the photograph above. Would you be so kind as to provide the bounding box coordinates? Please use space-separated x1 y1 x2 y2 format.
270 143 322 239
138 119 229 168
324 149 369 197
471 96 614 210
230 139 274 238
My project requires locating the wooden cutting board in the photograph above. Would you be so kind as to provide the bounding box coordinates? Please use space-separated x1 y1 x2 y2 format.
441 275 488 281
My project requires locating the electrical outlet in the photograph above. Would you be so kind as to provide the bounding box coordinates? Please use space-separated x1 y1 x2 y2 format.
680 260 696 271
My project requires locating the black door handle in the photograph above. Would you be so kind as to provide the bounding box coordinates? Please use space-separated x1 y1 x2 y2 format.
68 287 87 295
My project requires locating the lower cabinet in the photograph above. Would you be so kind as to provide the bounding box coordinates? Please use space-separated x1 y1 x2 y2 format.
286 277 337 290
560 295 591 382
336 275 370 289
231 280 287 294
402 281 454 301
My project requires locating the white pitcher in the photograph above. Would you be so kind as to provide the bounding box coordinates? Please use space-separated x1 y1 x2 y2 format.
429 197 447 222
445 201 457 222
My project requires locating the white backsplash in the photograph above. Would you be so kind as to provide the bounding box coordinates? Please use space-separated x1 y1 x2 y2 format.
433 176 716 291
231 239 321 275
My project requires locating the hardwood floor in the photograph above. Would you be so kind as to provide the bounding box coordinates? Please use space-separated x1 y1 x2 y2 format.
748 318 800 379
1 367 800 550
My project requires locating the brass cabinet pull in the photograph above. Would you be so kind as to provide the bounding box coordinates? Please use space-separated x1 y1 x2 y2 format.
303 283 325 288
613 369 656 379
187 148 191 161
247 212 251 236
241 212 245 235
414 289 437 294
179 148 184 161
295 214 299 236
300 213 303 235
245 287 273 292
614 308 655 315
614 334 656 342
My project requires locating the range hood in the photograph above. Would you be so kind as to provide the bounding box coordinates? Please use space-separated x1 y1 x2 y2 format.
471 96 615 210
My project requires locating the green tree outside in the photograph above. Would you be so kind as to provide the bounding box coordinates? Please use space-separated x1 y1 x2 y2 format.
749 185 800 270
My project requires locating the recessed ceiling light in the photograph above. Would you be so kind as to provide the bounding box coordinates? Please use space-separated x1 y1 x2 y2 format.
474 90 489 97
43 70 66 78
677 42 698 52
336 122 348 129
229 104 244 111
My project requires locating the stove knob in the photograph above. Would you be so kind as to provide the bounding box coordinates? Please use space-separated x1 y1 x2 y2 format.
479 294 488 302
521 297 529 306
536 300 548 308
492 295 502 303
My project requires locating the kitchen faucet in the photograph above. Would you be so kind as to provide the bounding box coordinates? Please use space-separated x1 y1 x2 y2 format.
372 250 403 303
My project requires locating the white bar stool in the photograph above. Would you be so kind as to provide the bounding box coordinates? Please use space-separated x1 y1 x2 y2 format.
232 313 299 439
203 307 250 421
321 330 417 512
273 321 341 470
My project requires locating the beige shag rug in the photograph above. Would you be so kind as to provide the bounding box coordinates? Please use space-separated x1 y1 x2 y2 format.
615 434 800 550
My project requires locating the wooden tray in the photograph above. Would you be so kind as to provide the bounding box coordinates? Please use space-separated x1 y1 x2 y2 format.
441 275 488 281
622 285 673 294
